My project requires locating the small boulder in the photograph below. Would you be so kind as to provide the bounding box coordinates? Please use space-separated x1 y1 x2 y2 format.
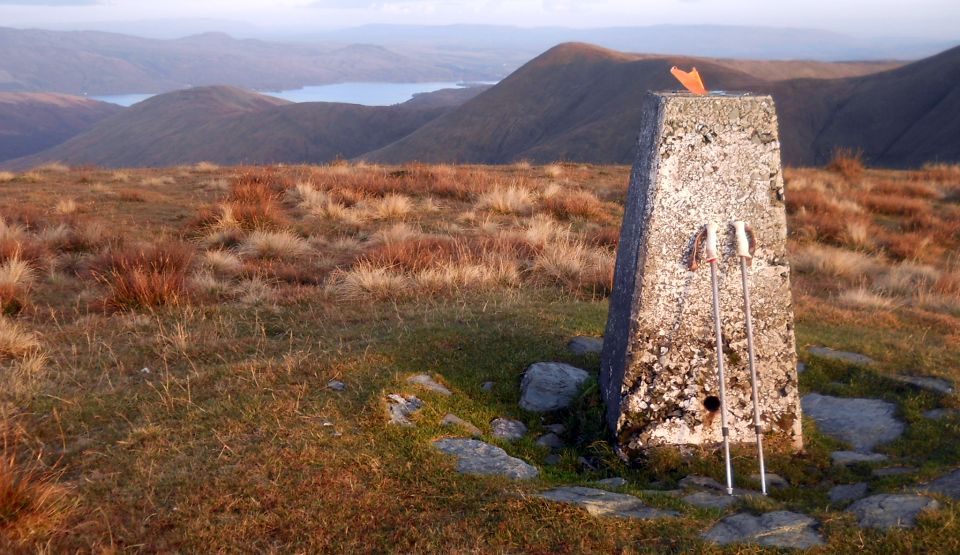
544 423 566 434
327 379 346 391
847 494 939 529
440 414 482 437
535 433 565 450
491 418 527 442
536 486 678 520
407 374 452 396
520 362 590 412
801 393 904 452
829 482 868 503
481 381 495 392
386 394 422 426
918 468 960 499
703 511 824 548
568 336 603 356
433 439 538 480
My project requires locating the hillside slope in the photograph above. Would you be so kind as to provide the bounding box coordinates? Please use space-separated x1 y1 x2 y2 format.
0 93 122 162
6 86 486 168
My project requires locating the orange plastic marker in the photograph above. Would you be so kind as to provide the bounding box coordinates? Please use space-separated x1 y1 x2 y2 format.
670 66 708 95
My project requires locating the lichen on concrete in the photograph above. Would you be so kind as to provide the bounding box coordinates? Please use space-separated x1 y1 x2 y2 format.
601 92 802 460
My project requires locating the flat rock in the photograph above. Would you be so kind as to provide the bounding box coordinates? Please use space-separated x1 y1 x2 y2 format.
544 453 561 465
801 393 904 452
873 466 917 478
407 374 452 396
831 451 889 466
679 475 725 491
684 491 738 509
327 379 346 391
703 511 824 548
536 486 679 519
797 362 807 374
433 439 538 480
568 336 604 355
808 346 874 365
535 432 565 450
829 482 868 503
892 375 954 395
751 472 789 489
519 362 590 412
544 423 566 434
847 494 939 529
923 408 956 420
481 381 495 392
440 414 482 437
594 477 628 488
490 418 527 442
918 468 960 499
386 394 422 426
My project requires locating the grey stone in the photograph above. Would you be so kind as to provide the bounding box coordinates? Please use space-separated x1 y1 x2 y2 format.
801 393 904 452
519 362 589 412
829 483 868 503
568 336 604 355
679 475 726 492
544 454 561 465
808 346 874 365
481 381 495 392
490 418 527 442
797 362 807 374
893 375 955 395
847 494 939 529
919 468 960 499
599 93 802 459
594 477 628 488
433 439 538 480
684 491 738 509
386 394 422 426
544 423 566 434
440 414 482 437
536 432 565 450
536 486 679 519
327 379 346 391
923 408 956 420
703 511 824 548
407 374 452 396
831 451 889 466
750 473 788 489
873 466 917 478
639 489 684 498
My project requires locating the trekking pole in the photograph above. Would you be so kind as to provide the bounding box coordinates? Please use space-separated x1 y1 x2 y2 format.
705 223 734 495
734 221 767 496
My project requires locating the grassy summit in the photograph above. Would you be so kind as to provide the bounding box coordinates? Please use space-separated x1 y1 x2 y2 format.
0 160 958 551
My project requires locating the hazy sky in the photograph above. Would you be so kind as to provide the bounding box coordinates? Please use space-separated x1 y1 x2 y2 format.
1 0 958 39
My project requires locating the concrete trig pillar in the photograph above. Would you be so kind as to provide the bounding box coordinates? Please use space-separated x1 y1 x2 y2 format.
600 92 802 460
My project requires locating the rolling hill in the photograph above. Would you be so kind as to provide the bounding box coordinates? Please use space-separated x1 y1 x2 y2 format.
0 92 122 163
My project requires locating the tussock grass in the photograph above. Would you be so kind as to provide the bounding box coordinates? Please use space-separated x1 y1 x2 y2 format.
92 242 195 308
476 184 534 215
0 172 15 184
33 162 69 174
194 161 220 172
140 175 175 187
53 198 77 215
0 317 39 360
238 230 312 260
826 147 865 181
791 244 878 279
0 424 68 546
542 189 609 222
329 263 409 301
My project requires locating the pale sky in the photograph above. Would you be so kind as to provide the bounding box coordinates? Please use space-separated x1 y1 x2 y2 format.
0 0 958 39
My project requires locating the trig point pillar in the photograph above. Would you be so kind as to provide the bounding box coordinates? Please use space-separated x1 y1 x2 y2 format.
600 92 802 460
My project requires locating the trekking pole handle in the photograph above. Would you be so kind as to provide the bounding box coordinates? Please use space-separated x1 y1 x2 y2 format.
734 221 752 259
705 223 719 262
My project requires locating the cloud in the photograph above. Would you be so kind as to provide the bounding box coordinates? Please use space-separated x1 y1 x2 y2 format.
0 0 101 4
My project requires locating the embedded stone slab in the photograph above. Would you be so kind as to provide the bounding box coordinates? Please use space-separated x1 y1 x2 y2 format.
847 494 939 529
923 408 957 420
490 418 527 442
536 486 679 519
684 491 738 509
750 473 789 489
892 375 954 395
433 439 538 480
829 482 869 503
440 414 482 437
919 468 960 499
569 336 604 356
519 362 589 412
702 511 824 548
678 475 754 497
831 451 889 466
808 346 874 365
801 393 904 452
873 466 917 478
387 394 423 426
600 92 801 458
327 379 346 391
594 477 628 488
535 433 565 450
407 374 452 396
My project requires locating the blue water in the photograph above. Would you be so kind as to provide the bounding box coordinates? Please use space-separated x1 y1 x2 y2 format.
91 81 490 107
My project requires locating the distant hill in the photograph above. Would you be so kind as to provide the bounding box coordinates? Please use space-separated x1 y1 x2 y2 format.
4 86 488 168
367 43 960 167
0 27 495 96
0 93 122 162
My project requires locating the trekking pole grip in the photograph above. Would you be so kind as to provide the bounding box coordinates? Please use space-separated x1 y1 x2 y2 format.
705 223 719 262
734 221 751 259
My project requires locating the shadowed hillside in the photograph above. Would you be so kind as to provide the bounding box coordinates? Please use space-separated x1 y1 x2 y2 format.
0 93 122 162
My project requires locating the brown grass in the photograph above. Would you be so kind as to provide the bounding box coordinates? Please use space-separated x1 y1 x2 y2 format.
826 147 865 181
0 424 68 546
92 242 195 309
542 189 609 222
